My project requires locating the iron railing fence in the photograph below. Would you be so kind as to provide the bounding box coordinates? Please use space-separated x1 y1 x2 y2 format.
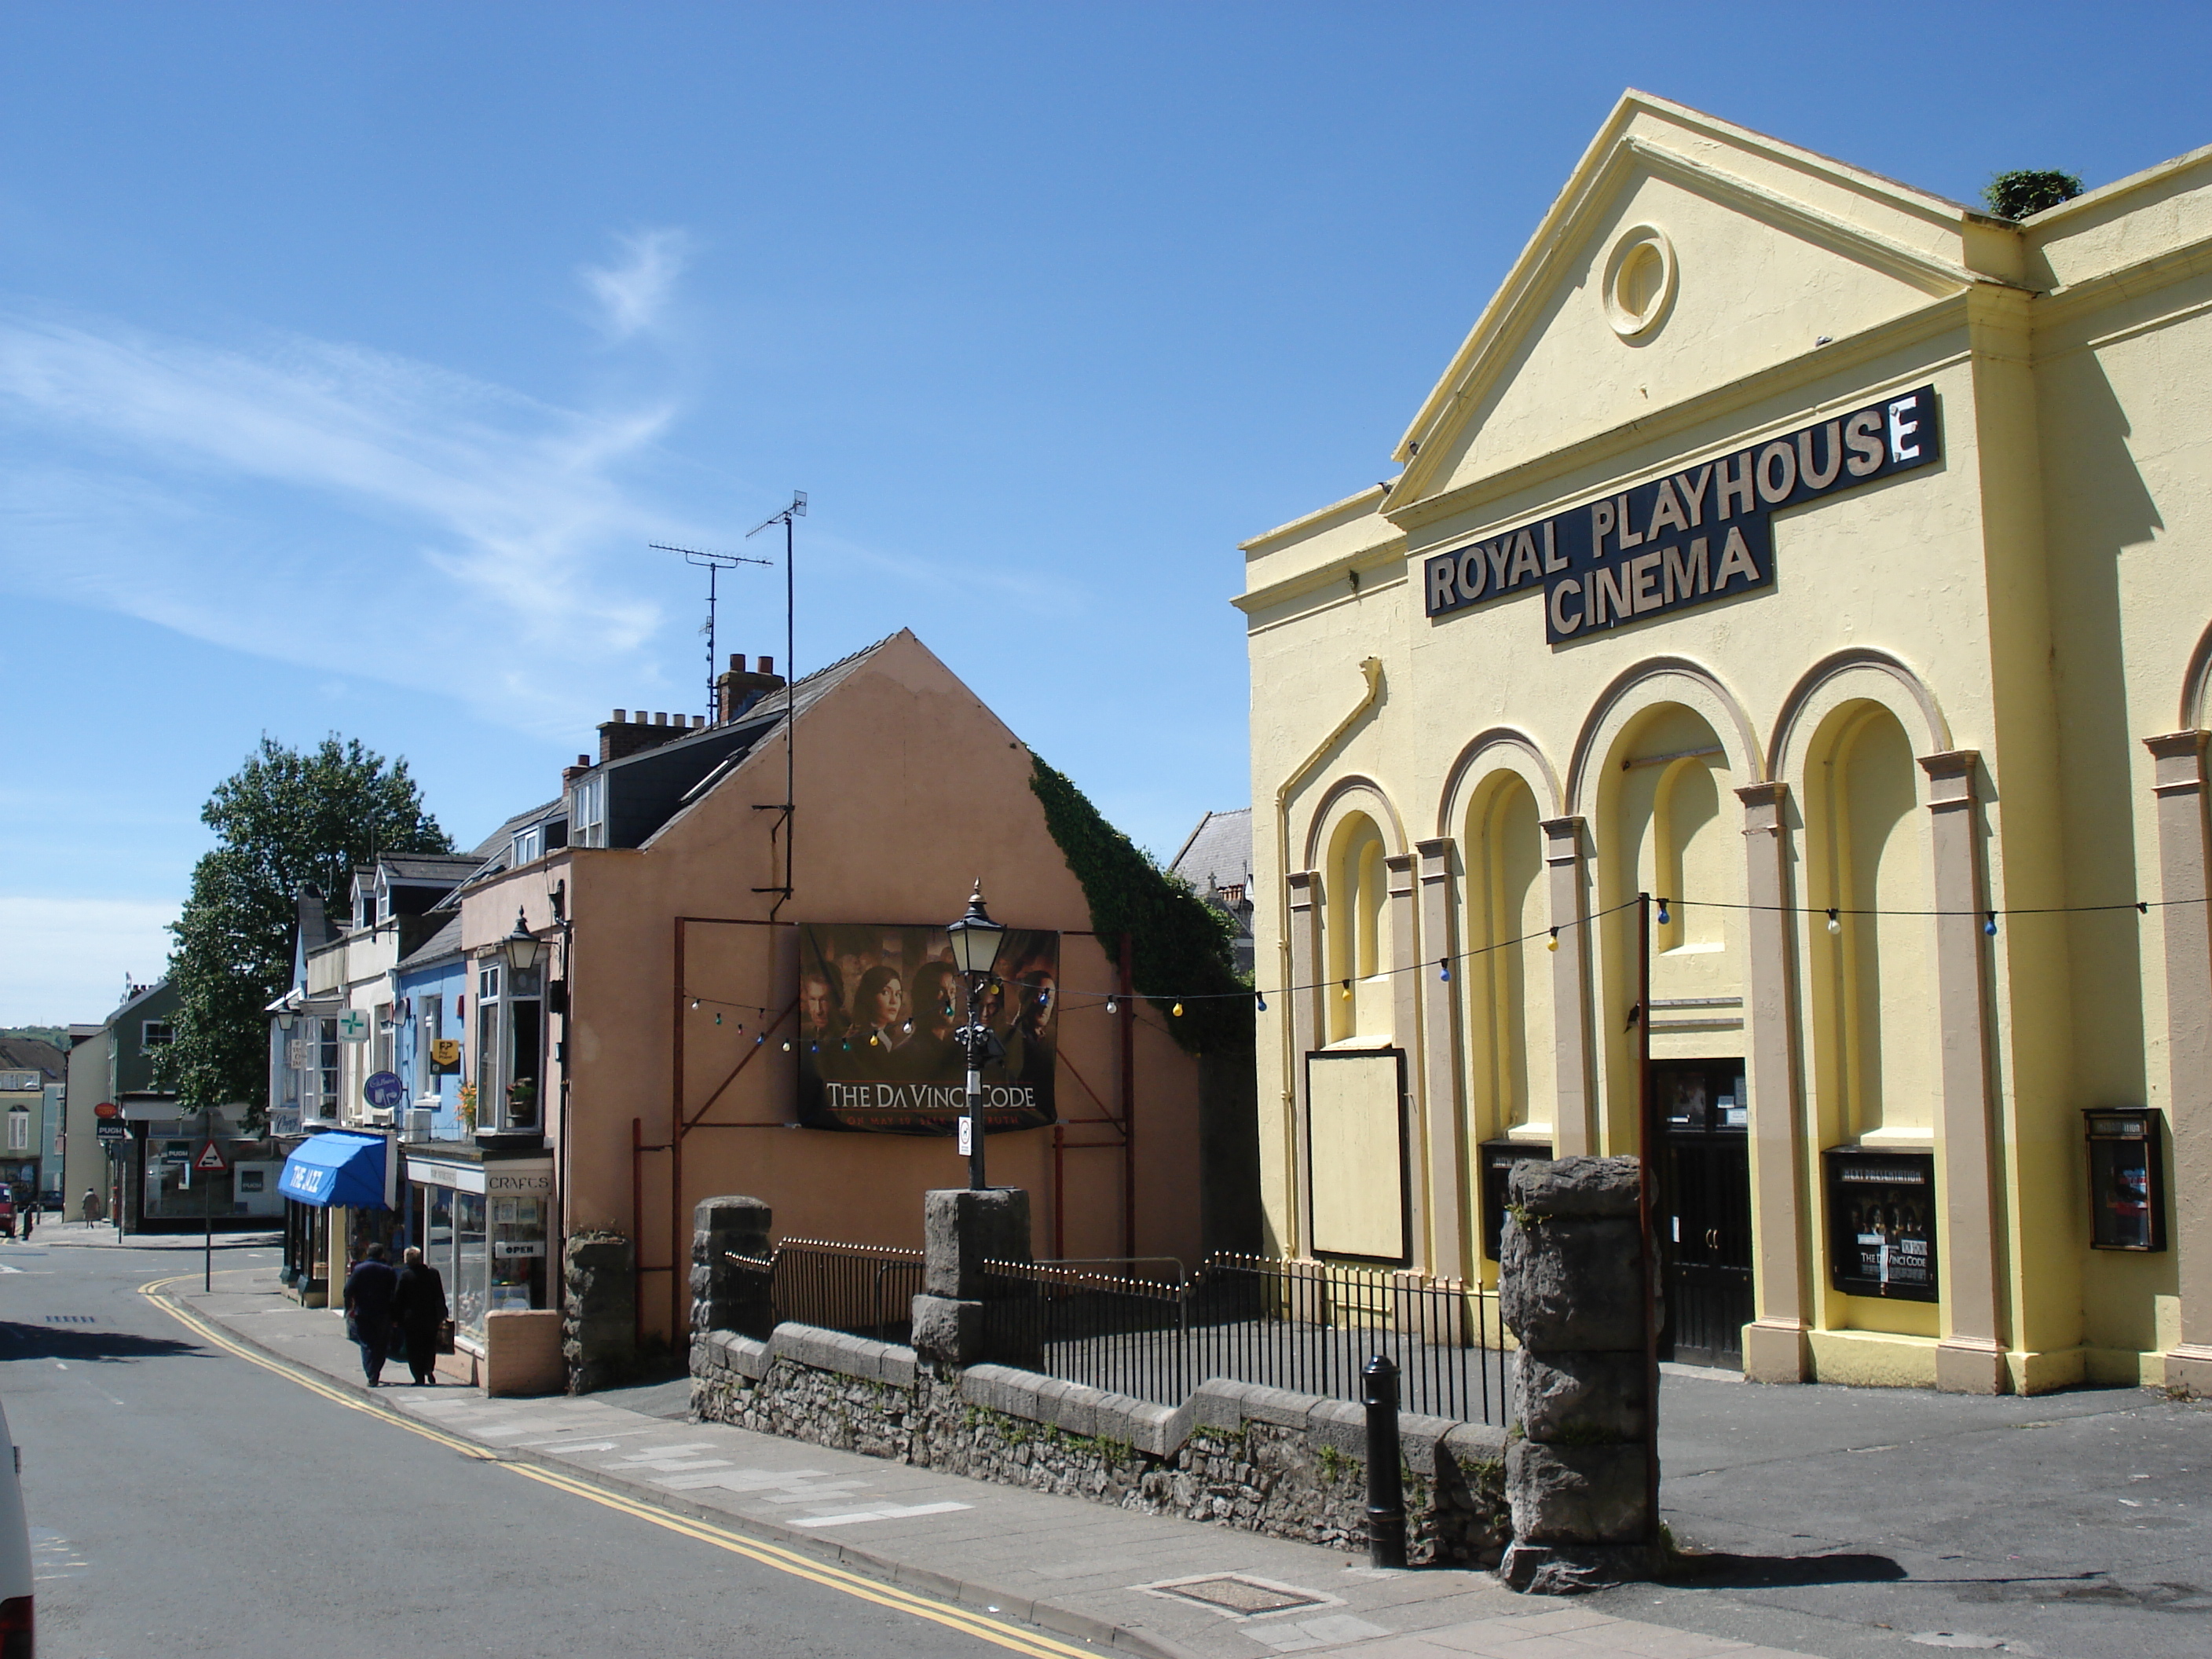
722 1244 1513 1426
982 1252 1513 1425
724 1237 925 1343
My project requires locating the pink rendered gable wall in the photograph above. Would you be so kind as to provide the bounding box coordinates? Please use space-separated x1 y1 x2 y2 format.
468 631 1205 1347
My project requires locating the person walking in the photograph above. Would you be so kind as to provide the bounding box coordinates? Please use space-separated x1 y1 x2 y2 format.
390 1246 449 1386
81 1188 103 1225
342 1242 398 1388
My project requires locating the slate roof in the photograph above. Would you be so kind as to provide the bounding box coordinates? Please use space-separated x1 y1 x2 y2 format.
380 853 483 882
1169 808 1254 894
0 1036 66 1081
396 914 466 973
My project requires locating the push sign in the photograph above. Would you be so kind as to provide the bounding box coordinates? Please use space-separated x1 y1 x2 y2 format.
1422 386 1942 643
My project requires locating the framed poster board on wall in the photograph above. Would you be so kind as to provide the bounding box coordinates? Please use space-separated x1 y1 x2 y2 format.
1824 1148 1939 1302
1305 1048 1408 1265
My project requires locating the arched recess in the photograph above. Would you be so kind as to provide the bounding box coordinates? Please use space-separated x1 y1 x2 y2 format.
1435 727 1562 837
1304 778 1408 1045
1588 692 1753 1152
1771 648 1951 788
2177 615 2212 733
1799 700 1939 1159
1459 767 1556 1149
1567 657 1763 819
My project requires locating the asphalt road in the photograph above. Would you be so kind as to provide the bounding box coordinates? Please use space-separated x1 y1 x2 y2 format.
0 1234 1078 1659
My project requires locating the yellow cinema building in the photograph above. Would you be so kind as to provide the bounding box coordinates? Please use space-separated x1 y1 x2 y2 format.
1238 93 2212 1395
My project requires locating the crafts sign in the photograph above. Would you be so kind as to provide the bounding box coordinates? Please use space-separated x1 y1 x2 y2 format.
1422 386 1942 643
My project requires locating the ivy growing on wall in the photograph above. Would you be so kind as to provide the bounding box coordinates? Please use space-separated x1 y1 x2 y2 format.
1028 755 1252 1057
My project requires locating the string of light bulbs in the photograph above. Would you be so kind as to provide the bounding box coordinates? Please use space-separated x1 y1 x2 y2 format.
676 888 2202 1032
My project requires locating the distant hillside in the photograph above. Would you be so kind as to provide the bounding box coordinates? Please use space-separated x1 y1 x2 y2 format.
2 1026 69 1050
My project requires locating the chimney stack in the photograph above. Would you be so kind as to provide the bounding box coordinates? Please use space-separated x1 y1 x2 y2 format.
598 707 698 764
716 650 788 724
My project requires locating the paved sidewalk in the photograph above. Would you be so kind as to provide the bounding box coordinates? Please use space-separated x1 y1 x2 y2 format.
163 1263 1835 1659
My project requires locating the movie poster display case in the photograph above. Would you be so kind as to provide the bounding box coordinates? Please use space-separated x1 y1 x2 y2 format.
1824 1148 1938 1302
2084 1108 2165 1251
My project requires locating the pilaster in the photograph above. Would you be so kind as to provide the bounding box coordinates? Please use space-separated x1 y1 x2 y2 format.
1287 870 1324 1259
2144 732 2212 1395
1385 851 1427 1273
1736 780 1811 1383
1415 837 1466 1280
1541 815 1597 1156
1918 749 2008 1394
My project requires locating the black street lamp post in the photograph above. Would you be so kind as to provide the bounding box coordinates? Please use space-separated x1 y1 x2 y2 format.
945 881 1009 1190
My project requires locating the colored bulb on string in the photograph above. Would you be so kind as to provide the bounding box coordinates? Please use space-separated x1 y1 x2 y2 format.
1341 980 1353 1000
1826 908 1842 935
1105 997 1118 1014
1657 899 1671 926
714 1012 723 1026
1171 1002 1184 1017
1254 992 1266 1011
1984 911 1998 937
1438 958 1451 983
1546 928 1559 953
810 1042 819 1053
690 998 700 1010
754 1035 764 1046
782 1039 793 1053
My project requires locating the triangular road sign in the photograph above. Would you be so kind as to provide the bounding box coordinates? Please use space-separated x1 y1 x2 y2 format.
193 1141 229 1173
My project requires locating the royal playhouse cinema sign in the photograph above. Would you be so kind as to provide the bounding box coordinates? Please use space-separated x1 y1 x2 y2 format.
1423 386 1941 642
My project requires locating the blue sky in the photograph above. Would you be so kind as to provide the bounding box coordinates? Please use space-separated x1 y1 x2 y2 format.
4 2 2208 1024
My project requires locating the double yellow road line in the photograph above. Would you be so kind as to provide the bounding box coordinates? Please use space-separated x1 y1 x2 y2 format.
143 1278 1104 1658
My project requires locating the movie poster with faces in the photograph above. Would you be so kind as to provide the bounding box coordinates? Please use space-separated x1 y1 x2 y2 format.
795 923 1059 1134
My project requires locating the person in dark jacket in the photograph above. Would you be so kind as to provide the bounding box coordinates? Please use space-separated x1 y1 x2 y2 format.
390 1246 449 1386
342 1242 398 1387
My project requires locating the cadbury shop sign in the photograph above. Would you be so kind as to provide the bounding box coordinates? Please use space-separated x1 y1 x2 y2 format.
1423 386 1941 643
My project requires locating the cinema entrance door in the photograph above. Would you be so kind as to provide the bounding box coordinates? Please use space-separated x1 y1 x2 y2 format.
1653 1058 1754 1371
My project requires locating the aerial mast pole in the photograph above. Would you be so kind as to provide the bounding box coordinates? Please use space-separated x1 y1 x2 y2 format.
745 492 806 916
653 543 771 718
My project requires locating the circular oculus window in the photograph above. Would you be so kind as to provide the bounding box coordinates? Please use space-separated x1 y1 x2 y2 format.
1602 225 1675 339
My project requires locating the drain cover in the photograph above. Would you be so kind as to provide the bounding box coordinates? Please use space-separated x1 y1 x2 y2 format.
45 1315 95 1325
1154 1577 1326 1615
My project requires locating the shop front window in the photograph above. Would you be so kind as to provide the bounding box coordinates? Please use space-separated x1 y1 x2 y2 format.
489 1196 547 1312
455 1191 488 1333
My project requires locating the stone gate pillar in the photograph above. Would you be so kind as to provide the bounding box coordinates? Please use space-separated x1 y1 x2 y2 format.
1499 1155 1657 1593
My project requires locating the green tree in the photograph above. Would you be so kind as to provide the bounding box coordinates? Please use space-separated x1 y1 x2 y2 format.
157 735 452 1118
1984 169 2084 220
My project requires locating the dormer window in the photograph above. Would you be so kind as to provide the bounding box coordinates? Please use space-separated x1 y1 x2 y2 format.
570 775 606 849
512 825 544 867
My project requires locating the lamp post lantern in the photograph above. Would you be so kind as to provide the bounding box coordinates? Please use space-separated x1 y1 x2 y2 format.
945 881 1009 1189
502 908 542 974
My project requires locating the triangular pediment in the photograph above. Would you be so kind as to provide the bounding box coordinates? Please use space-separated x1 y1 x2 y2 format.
1388 93 2019 515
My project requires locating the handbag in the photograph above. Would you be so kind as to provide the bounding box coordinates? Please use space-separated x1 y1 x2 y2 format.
437 1317 456 1355
344 1311 360 1344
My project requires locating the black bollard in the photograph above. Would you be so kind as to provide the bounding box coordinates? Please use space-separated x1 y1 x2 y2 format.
1362 1353 1408 1569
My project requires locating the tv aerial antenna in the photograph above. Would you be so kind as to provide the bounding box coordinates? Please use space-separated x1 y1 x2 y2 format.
745 492 806 915
652 542 771 716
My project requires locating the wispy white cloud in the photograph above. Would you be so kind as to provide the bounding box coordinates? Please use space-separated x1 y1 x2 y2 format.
0 895 177 1024
0 305 710 731
580 229 690 341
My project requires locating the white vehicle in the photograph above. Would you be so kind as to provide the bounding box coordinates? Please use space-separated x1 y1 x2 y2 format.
0 1397 28 1656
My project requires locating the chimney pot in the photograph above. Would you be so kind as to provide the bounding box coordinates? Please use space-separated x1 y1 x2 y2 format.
691 714 705 729
577 753 590 767
758 655 775 675
654 711 667 726
729 654 743 672
613 709 626 723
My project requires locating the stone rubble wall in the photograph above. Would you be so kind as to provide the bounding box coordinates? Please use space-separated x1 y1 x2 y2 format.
691 1322 1508 1567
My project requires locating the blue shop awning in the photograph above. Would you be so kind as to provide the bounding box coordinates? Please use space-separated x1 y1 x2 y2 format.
277 1131 389 1210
